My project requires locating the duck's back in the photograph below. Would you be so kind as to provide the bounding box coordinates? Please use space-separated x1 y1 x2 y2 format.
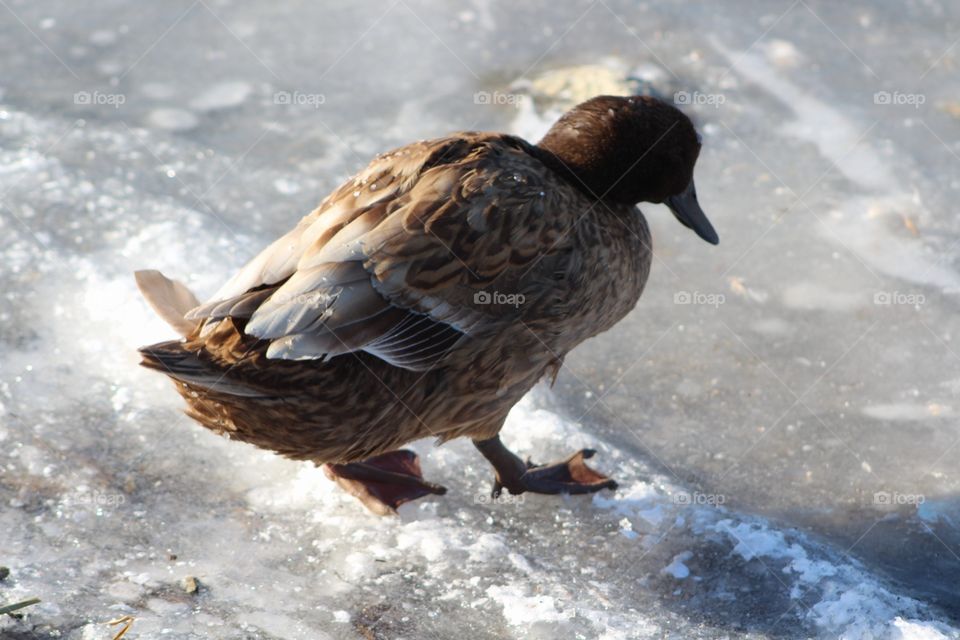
182 133 613 365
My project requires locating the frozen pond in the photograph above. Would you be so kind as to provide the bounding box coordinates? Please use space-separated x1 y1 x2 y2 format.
1 0 959 638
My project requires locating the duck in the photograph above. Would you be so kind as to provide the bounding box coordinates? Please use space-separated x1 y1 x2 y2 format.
135 94 718 516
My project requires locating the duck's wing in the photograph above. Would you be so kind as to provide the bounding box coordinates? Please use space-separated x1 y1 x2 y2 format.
187 134 574 371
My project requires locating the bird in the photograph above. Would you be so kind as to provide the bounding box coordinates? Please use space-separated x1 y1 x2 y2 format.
135 94 718 516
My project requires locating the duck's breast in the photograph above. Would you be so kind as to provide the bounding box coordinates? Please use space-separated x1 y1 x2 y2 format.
534 204 652 351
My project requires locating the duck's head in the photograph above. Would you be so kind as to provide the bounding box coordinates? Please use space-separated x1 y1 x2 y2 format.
536 94 718 245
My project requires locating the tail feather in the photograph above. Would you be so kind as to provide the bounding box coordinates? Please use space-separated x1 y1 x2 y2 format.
139 340 272 398
135 270 202 337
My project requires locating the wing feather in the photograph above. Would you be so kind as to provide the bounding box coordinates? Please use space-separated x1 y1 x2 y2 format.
186 134 572 370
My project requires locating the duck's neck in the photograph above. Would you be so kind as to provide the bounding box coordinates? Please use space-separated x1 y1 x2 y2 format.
522 142 604 203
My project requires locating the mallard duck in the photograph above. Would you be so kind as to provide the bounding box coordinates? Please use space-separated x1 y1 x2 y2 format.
136 95 717 515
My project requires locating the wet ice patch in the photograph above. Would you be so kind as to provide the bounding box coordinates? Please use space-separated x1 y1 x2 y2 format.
763 39 804 68
713 38 960 297
781 280 863 312
273 176 301 194
863 402 953 421
661 551 693 579
89 29 117 46
189 81 253 112
146 107 199 131
749 317 795 336
141 82 177 100
712 37 894 191
917 499 960 527
822 194 960 293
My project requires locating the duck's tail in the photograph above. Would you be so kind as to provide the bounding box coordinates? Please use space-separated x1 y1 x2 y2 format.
138 338 273 398
136 270 274 398
134 270 201 337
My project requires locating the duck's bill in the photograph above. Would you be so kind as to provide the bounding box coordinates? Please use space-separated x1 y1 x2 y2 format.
666 179 719 245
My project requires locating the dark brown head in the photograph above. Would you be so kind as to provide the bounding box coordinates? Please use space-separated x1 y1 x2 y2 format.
535 95 718 245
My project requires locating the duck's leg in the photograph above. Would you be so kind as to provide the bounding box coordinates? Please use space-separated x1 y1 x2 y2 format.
323 450 447 516
473 435 617 497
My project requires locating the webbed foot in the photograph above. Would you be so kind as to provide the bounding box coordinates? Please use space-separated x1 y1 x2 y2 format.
474 436 617 498
324 450 447 516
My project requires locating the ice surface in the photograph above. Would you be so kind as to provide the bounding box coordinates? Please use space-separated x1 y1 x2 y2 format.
2 0 960 638
188 82 252 113
660 552 693 579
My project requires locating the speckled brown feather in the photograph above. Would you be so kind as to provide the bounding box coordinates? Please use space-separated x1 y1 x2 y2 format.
139 131 652 464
